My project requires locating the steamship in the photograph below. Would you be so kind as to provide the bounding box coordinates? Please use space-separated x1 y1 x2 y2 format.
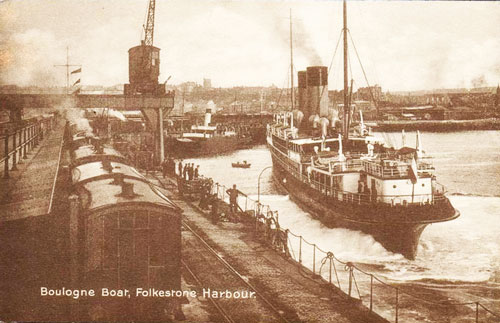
167 109 252 157
266 2 459 259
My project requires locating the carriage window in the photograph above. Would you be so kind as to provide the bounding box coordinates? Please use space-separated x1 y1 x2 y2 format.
149 215 166 266
120 214 134 228
135 211 149 228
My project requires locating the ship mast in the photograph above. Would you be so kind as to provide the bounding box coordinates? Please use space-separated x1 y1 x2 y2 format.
342 0 349 139
290 9 295 111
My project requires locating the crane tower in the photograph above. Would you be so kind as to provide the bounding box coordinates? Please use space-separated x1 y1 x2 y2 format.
124 0 165 95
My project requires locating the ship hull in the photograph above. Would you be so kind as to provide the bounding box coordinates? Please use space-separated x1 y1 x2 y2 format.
269 151 458 259
166 135 252 158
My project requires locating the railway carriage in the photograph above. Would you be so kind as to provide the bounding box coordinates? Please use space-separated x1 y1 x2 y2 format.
67 124 183 321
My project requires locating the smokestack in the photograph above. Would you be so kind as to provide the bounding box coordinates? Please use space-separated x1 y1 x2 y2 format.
119 182 136 198
204 109 211 127
297 71 308 125
111 173 124 185
306 66 329 118
101 160 113 173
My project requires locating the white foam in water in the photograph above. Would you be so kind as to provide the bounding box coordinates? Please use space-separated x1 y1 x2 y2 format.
266 198 404 263
187 141 500 285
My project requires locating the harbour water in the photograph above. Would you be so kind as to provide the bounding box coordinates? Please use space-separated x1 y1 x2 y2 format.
184 130 500 322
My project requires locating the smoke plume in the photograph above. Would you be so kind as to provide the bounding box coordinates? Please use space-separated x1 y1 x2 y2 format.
0 28 65 86
55 98 93 135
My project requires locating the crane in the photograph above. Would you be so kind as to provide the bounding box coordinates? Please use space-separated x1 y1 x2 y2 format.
125 0 162 95
143 0 156 47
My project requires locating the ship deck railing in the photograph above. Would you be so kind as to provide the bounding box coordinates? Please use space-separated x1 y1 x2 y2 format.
362 159 434 179
310 155 434 178
271 147 446 207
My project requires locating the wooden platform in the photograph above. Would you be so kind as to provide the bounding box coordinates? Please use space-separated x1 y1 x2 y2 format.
0 120 65 222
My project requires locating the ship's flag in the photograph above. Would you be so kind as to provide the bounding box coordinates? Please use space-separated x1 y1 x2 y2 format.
409 156 419 184
71 67 81 74
73 79 81 86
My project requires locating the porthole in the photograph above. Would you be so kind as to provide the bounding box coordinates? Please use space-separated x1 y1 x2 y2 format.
393 185 397 188
422 183 425 187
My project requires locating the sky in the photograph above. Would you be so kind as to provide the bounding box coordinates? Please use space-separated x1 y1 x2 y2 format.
0 0 499 92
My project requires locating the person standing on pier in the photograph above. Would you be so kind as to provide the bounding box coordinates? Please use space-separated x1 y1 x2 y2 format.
178 160 183 177
161 159 168 178
227 184 241 215
194 165 200 179
188 163 194 181
183 163 188 180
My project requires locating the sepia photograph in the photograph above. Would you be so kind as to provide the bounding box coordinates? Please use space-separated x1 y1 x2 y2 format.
0 0 499 322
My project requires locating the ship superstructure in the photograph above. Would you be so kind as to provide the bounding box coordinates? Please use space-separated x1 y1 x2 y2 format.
266 1 459 259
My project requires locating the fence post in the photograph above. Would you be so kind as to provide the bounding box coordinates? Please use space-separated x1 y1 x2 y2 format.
23 127 27 159
347 262 353 297
33 124 38 146
312 244 316 275
395 288 399 323
17 127 22 162
329 258 332 284
28 126 32 149
370 274 373 312
245 196 248 211
11 130 18 171
3 130 9 178
299 236 302 264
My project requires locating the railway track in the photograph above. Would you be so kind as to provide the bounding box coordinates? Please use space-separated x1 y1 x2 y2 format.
181 219 290 323
149 173 291 322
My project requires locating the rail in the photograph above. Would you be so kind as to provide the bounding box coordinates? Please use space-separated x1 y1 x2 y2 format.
204 180 499 323
362 159 434 179
1 116 55 178
272 148 448 209
182 220 291 323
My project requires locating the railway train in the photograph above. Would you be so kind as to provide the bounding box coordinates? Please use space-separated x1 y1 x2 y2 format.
66 123 183 321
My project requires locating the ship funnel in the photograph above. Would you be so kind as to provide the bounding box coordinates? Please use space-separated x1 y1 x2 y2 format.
297 71 309 126
306 66 329 118
204 109 212 127
416 130 423 159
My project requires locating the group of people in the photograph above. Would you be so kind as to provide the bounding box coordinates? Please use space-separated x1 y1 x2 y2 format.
161 158 201 181
161 158 177 178
178 161 200 181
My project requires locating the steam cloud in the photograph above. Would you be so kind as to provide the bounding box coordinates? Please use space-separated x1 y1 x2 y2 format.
272 12 323 66
55 98 93 135
0 29 66 86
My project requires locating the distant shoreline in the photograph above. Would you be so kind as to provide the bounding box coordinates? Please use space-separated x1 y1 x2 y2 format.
366 118 500 132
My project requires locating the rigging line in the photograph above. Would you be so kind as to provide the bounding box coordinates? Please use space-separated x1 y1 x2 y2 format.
328 30 344 75
348 29 379 115
314 30 344 116
276 68 290 109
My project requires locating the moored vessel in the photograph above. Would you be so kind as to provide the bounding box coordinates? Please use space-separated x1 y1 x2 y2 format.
166 109 252 157
266 1 459 259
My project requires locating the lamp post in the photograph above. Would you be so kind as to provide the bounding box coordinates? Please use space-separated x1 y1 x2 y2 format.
257 166 273 203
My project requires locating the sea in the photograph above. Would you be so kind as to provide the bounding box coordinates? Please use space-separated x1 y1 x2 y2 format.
184 130 500 323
